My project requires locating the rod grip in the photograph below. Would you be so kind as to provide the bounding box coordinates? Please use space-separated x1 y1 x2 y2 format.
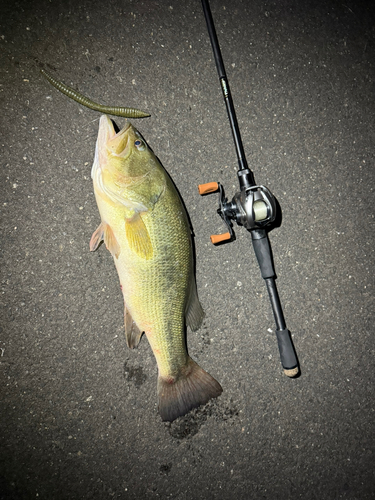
251 232 275 279
275 328 299 377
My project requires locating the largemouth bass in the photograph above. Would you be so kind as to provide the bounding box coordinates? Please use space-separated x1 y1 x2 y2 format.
90 115 222 421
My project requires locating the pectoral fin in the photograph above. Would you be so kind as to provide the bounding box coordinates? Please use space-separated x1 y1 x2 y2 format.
90 221 121 258
124 304 143 348
125 213 153 259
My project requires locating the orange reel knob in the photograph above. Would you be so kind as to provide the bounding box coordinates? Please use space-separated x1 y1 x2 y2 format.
198 182 219 195
210 232 231 245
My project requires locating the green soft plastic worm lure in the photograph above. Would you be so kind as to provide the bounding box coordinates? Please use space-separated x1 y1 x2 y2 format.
40 69 150 118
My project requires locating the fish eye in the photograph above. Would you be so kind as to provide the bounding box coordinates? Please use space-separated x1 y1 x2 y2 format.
134 139 145 151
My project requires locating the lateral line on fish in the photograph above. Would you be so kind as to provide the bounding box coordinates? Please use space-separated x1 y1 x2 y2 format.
40 68 150 118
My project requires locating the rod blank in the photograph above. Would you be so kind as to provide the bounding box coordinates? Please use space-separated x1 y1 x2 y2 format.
201 0 299 377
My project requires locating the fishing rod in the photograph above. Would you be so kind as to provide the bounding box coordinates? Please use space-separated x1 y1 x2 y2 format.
199 0 299 377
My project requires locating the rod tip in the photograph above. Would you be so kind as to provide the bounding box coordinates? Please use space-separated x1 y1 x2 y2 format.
284 366 299 378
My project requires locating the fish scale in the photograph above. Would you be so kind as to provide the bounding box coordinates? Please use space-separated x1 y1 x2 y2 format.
134 183 191 377
90 115 222 421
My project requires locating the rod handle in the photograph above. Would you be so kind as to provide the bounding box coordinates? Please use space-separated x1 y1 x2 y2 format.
275 328 299 377
210 232 231 244
198 182 219 195
251 230 275 279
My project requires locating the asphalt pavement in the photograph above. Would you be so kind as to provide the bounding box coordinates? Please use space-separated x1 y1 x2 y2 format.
1 0 374 498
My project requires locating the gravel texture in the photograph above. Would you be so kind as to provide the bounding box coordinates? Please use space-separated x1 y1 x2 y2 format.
1 0 374 498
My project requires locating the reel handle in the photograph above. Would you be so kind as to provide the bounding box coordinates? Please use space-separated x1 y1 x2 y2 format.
210 232 231 244
198 182 235 244
198 182 219 195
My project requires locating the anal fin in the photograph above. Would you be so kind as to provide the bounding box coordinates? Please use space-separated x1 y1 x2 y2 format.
124 303 143 349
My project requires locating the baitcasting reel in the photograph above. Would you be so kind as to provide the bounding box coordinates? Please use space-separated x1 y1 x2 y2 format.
198 180 277 245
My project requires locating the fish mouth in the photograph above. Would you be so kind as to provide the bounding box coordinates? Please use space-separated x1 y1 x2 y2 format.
91 115 140 186
106 117 133 158
91 116 127 178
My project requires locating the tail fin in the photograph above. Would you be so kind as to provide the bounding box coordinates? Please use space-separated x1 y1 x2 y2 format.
157 357 223 422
